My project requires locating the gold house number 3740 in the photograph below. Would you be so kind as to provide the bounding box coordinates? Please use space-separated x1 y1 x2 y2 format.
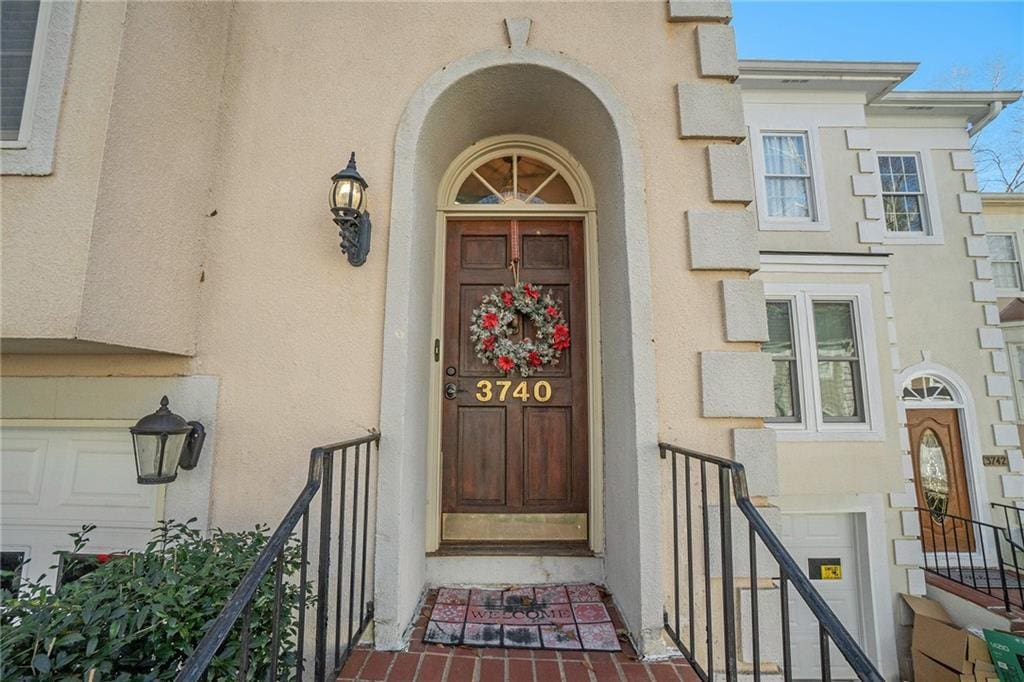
475 380 552 403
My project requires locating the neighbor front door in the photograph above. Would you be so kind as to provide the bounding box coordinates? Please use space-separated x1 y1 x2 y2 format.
908 408 975 552
441 219 588 544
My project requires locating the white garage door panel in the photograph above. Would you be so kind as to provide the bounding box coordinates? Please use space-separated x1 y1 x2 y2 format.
781 513 867 681
1 428 160 527
1 427 163 589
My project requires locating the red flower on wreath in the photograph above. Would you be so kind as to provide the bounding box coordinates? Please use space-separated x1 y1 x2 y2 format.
528 352 542 367
482 336 496 351
482 312 499 329
497 356 516 371
96 554 112 564
523 284 539 300
546 306 559 318
552 324 571 351
501 291 514 307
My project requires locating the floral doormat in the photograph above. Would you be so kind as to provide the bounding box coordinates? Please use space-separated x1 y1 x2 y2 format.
422 583 621 651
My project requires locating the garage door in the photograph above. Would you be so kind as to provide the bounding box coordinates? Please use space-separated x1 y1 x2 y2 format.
1 426 162 590
780 513 868 681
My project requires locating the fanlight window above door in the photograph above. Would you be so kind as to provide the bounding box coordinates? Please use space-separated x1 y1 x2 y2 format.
455 154 577 205
902 375 955 402
919 428 950 520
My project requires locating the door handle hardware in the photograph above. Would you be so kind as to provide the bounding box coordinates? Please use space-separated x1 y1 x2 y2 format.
444 383 463 400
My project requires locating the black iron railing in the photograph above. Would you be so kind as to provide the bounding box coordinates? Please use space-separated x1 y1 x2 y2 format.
176 432 380 682
659 443 882 682
993 502 1024 548
917 506 1023 613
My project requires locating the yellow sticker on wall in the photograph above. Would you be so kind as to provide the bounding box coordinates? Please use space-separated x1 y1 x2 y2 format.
820 565 842 580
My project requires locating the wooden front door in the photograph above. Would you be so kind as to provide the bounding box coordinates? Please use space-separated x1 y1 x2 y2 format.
441 219 588 544
908 408 975 552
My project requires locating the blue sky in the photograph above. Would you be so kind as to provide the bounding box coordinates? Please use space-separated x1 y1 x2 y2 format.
732 1 1024 190
733 1 1023 89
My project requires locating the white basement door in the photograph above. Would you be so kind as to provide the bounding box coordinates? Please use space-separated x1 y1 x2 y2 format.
779 512 868 681
1 426 162 590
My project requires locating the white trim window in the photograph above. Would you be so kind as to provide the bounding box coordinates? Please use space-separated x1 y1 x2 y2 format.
987 233 1023 292
878 153 929 235
762 132 815 220
1 0 48 147
764 284 883 440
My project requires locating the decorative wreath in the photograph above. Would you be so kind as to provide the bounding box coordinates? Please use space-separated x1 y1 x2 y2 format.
469 282 570 377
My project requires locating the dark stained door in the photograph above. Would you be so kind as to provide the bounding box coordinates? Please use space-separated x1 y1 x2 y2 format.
441 219 588 543
909 408 975 552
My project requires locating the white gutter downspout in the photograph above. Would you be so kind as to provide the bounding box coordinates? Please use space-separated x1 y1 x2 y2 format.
970 101 1004 137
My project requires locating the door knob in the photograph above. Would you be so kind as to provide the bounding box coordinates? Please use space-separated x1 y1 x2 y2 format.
444 383 459 400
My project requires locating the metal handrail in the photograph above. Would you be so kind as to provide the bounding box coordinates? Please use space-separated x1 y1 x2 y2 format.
659 442 883 682
176 432 380 682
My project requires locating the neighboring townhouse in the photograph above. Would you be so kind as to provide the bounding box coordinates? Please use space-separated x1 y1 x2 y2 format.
1 1 1022 680
740 60 1022 678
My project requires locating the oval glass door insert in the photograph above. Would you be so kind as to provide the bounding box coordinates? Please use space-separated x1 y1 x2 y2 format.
919 429 950 520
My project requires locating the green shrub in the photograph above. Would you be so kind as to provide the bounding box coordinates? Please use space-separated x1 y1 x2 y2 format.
0 520 309 680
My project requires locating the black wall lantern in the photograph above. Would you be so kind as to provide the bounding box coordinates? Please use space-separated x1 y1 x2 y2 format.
330 152 372 266
130 396 206 485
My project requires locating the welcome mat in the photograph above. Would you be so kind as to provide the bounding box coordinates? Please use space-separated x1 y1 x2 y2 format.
423 583 621 651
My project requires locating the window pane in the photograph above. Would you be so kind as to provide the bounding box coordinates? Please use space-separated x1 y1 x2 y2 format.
818 360 860 419
765 177 810 217
879 155 921 193
883 194 924 233
455 173 498 204
475 156 514 202
773 361 798 419
993 262 1022 290
530 173 574 204
763 135 808 175
988 234 1018 261
919 429 949 519
0 0 40 140
813 301 856 358
765 301 794 356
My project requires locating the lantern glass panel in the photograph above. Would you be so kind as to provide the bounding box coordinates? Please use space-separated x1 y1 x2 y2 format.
332 179 364 212
133 432 187 480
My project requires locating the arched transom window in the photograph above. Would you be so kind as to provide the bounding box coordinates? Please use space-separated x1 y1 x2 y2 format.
456 153 577 205
902 375 956 402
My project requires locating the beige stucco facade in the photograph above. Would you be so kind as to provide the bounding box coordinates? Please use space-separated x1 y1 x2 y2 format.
3 1 1021 677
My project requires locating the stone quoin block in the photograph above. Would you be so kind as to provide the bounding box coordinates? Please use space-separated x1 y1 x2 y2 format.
979 327 1005 349
1008 449 1024 473
708 144 755 202
985 304 1002 326
901 510 921 536
951 150 975 171
687 210 759 271
864 196 884 220
973 280 997 302
857 151 877 173
993 350 1010 373
959 192 983 214
1000 399 1017 422
733 428 778 497
987 374 1013 397
890 481 918 509
676 82 746 140
966 236 990 258
739 587 782 664
894 539 924 566
722 279 768 342
706 504 780 578
971 215 987 235
851 174 879 197
858 220 884 243
907 568 927 596
976 259 993 280
701 351 773 417
994 424 1021 447
668 0 732 22
696 24 739 79
964 172 979 192
845 128 872 150
1002 474 1024 498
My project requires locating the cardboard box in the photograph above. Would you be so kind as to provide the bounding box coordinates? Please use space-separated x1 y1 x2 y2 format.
983 629 1024 682
903 594 993 678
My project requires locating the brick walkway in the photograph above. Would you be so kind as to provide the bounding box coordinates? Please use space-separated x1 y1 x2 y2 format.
338 589 698 681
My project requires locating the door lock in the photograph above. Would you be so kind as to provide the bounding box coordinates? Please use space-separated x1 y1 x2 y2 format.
444 383 460 400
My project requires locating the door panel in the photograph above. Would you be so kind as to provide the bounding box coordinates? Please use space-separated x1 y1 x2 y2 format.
441 219 588 542
908 408 974 552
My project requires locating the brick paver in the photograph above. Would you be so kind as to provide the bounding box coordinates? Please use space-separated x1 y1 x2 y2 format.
337 589 698 681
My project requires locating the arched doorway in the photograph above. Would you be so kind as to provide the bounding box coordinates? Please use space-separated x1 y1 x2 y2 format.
899 368 990 563
372 46 664 655
427 136 603 550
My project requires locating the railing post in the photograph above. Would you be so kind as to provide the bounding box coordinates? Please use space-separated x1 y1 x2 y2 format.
994 527 1012 613
315 450 334 682
719 467 737 682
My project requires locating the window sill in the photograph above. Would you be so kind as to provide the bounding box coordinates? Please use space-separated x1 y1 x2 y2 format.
759 221 831 233
769 425 885 442
882 233 944 246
